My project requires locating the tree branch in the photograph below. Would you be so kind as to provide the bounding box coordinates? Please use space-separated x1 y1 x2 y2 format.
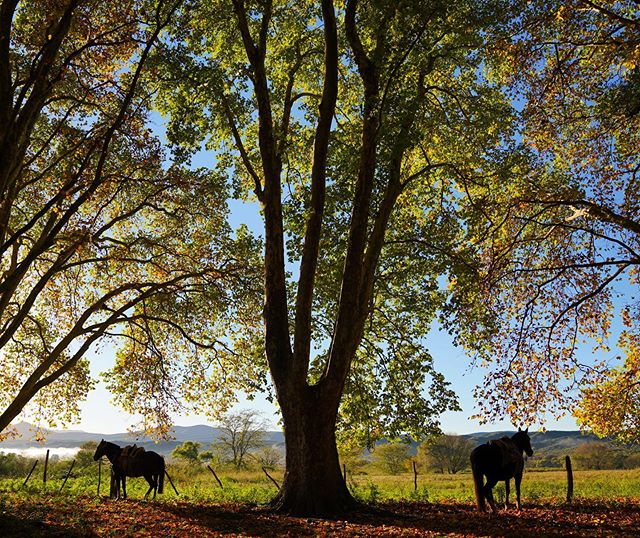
293 0 338 382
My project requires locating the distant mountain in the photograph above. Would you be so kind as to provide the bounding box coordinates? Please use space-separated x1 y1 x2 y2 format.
462 430 603 451
0 422 606 458
0 422 285 456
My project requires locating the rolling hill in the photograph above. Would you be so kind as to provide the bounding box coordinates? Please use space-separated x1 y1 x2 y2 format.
0 422 608 458
0 422 283 455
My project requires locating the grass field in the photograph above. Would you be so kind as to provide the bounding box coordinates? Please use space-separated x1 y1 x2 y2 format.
2 464 639 504
1 466 639 537
350 467 640 503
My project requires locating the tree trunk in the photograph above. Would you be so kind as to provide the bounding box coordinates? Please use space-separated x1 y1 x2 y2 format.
271 393 356 516
0 390 32 433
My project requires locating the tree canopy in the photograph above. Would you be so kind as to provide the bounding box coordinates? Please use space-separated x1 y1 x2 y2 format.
152 0 518 449
446 0 640 437
146 0 525 514
0 0 262 438
2 0 639 517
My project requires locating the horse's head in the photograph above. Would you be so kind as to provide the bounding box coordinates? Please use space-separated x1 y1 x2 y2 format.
513 427 533 457
93 439 106 461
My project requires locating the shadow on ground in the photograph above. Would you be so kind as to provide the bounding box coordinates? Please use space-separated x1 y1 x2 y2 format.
3 495 639 537
0 511 93 538
154 499 639 537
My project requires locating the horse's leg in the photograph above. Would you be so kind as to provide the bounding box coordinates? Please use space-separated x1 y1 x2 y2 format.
143 475 154 500
515 470 523 511
483 477 499 514
504 479 510 510
122 475 127 499
114 475 121 500
109 472 115 499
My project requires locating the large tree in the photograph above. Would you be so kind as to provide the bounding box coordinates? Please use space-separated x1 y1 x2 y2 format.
158 0 514 515
0 0 260 437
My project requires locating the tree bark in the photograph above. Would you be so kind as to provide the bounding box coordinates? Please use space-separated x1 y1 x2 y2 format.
229 0 395 518
271 389 356 516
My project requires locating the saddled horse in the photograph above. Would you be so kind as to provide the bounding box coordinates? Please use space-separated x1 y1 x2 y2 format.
93 440 165 500
470 427 533 512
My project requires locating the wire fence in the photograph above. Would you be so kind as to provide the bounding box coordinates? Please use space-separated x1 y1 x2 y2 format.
1 453 288 503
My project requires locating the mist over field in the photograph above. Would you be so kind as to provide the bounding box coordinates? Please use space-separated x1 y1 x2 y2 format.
0 447 80 459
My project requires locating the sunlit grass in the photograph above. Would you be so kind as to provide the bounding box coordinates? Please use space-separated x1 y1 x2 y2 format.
349 467 640 503
1 464 638 505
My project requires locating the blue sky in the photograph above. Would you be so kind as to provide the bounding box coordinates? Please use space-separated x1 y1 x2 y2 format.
68 319 581 435
66 184 583 436
60 113 597 436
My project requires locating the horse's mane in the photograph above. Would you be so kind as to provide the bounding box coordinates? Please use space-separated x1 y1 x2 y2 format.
487 437 519 456
489 437 513 447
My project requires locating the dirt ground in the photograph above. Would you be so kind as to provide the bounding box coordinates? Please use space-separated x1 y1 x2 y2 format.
1 497 639 537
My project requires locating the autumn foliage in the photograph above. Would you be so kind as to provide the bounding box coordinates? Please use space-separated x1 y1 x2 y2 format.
2 0 640 523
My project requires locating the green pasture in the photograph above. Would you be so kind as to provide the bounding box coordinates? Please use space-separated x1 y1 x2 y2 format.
1 463 638 505
347 467 640 503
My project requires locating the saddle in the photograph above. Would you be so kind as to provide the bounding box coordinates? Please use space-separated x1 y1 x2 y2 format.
121 444 146 459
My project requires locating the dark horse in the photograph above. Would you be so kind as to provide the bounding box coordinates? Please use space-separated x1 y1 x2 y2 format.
93 440 165 500
470 427 533 512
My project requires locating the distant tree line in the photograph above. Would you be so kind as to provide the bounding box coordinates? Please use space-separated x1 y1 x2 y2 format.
3 432 640 480
339 434 640 475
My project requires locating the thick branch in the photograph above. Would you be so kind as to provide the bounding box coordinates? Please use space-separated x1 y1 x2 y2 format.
521 198 640 236
232 0 291 385
0 0 18 124
293 0 338 381
218 88 264 201
581 0 640 30
322 0 380 401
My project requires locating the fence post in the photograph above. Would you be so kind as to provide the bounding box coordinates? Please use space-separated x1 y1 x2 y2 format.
206 465 224 488
21 460 38 489
565 455 574 504
97 459 101 496
59 459 76 493
262 466 280 490
43 449 50 488
413 460 418 491
164 469 179 496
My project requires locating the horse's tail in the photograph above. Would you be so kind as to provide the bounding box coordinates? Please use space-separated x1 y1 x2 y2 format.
470 450 485 512
158 456 165 494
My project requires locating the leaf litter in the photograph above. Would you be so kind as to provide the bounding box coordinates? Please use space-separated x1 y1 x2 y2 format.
1 496 639 537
